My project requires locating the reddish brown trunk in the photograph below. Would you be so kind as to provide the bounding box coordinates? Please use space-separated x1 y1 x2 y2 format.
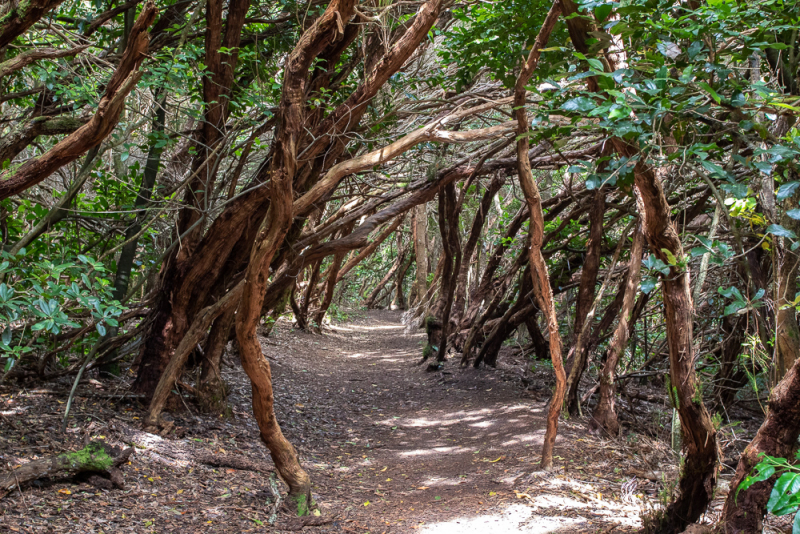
723 192 800 532
312 252 345 330
392 251 414 310
722 355 800 533
0 2 157 200
513 1 563 470
428 181 461 369
571 188 605 346
365 248 406 308
452 175 505 325
564 187 605 414
616 140 718 532
0 0 66 48
198 306 236 413
591 223 645 435
412 205 429 305
299 260 323 328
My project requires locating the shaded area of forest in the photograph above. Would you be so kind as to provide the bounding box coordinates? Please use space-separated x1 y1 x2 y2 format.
2 0 800 532
5 310 783 533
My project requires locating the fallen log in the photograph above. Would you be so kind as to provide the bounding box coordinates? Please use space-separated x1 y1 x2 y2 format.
0 441 133 498
194 451 273 474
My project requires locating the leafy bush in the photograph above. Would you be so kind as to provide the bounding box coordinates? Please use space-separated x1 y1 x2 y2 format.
738 451 800 533
0 249 125 372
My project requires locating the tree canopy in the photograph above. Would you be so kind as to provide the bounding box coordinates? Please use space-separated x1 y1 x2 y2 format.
2 0 800 531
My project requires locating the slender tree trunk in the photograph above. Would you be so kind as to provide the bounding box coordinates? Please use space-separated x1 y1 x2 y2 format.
452 175 505 325
721 353 800 533
365 249 406 308
312 251 345 330
775 194 800 379
569 187 605 357
412 204 429 305
564 217 631 415
459 207 529 330
591 223 645 434
616 140 718 532
392 251 414 310
563 186 605 413
99 90 167 376
425 182 461 370
513 1 563 470
299 260 323 328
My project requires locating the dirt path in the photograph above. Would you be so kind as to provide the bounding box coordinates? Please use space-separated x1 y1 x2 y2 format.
260 310 646 533
0 310 672 533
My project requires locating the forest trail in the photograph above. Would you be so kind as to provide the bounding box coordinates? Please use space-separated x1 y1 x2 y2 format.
0 310 664 533
261 310 646 533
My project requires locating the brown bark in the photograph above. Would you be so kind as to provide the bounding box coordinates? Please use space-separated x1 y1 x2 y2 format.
564 187 606 414
299 260 323 328
564 218 631 415
775 199 800 379
0 115 90 167
571 188 606 347
198 306 236 413
173 0 251 256
452 175 505 326
616 140 718 532
234 0 358 512
365 249 406 308
0 441 132 498
557 0 716 521
0 2 156 200
83 0 142 37
723 193 800 532
392 250 414 310
513 0 563 470
412 204 429 305
312 252 345 329
336 216 403 283
427 181 461 369
0 0 66 48
474 272 535 368
721 354 800 533
0 45 89 79
460 206 529 330
145 284 244 426
591 223 645 435
711 314 747 411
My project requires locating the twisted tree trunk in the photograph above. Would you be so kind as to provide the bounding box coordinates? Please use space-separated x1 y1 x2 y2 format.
513 0 563 470
591 223 645 435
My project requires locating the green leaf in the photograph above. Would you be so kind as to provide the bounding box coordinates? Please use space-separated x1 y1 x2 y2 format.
587 58 604 71
594 3 613 22
767 224 797 239
778 182 800 201
96 323 106 336
561 97 596 112
640 277 657 294
698 82 721 104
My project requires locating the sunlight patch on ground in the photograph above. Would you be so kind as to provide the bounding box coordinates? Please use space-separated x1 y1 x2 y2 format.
398 446 472 457
417 503 583 533
501 430 544 447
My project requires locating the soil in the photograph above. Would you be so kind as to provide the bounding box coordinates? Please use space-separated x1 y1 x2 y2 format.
0 310 787 533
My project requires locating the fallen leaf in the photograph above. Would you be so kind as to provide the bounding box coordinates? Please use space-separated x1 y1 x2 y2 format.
58 489 71 495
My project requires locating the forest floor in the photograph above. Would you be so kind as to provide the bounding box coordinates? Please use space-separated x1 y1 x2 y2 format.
0 309 785 533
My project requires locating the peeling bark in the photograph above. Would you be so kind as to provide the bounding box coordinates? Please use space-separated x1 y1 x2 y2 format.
591 223 645 435
0 1 157 200
513 0 563 470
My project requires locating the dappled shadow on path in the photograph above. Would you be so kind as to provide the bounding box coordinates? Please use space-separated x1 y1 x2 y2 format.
260 309 644 533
